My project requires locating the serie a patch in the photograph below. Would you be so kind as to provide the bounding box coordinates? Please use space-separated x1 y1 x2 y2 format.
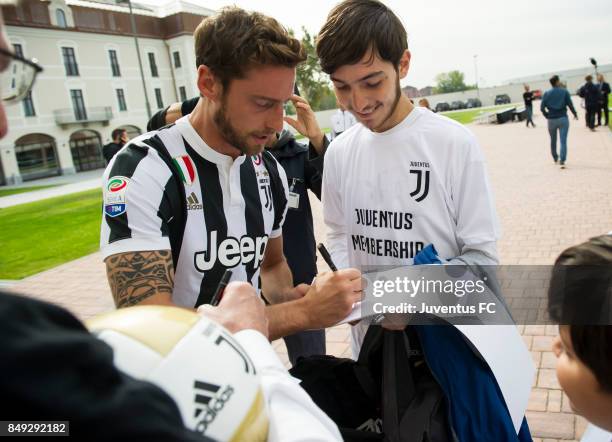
104 176 129 217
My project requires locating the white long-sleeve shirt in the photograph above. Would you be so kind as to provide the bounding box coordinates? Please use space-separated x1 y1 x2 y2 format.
322 106 501 354
234 330 342 442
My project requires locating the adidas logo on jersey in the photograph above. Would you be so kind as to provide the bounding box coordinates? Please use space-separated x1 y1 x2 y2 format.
194 230 268 272
192 379 234 434
187 192 203 210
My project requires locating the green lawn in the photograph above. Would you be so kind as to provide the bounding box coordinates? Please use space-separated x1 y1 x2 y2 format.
0 184 59 198
441 103 523 125
0 189 102 279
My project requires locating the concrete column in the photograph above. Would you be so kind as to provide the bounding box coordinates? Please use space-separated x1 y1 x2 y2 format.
55 136 76 175
0 143 23 185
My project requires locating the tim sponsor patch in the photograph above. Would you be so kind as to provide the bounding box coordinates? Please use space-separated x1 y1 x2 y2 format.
104 176 129 217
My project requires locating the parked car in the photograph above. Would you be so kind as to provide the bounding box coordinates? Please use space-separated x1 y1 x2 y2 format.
494 94 511 105
466 98 482 108
532 89 542 100
435 102 450 112
450 101 466 110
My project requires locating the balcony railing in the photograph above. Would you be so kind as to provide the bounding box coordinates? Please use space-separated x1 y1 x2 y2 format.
54 106 113 126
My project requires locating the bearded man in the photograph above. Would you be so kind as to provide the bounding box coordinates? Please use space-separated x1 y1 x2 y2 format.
100 7 362 341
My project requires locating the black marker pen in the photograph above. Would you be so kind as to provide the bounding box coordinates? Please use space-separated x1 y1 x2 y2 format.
317 243 338 272
210 269 233 306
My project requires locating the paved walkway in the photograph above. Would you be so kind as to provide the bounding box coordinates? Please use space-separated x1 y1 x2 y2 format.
6 105 612 441
0 169 103 208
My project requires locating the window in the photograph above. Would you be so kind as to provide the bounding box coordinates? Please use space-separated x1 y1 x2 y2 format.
108 49 120 77
70 89 87 120
154 88 163 109
56 9 67 28
179 86 187 102
11 45 24 91
116 89 127 111
23 91 35 117
173 51 181 68
13 43 23 58
15 134 59 180
148 52 158 77
62 47 79 76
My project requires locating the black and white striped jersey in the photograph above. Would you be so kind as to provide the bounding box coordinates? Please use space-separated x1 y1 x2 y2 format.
100 116 289 307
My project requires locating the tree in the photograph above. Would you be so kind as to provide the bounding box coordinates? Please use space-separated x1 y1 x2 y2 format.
433 70 475 94
287 27 336 112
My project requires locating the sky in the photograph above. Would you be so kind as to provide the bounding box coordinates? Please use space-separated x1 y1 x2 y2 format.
141 0 612 89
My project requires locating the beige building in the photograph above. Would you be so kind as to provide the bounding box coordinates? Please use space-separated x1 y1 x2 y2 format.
1 0 213 185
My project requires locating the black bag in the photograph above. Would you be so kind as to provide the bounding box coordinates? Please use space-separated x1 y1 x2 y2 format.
290 326 453 442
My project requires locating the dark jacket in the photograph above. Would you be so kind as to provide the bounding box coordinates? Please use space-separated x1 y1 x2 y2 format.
102 142 124 164
541 87 577 119
0 292 208 441
579 82 600 108
598 81 611 104
268 130 328 285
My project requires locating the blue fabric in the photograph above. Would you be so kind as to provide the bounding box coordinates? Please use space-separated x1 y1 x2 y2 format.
541 87 576 119
413 244 442 265
415 324 532 442
547 116 569 163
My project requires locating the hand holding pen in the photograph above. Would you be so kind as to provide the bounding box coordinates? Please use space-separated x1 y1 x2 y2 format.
197 272 269 338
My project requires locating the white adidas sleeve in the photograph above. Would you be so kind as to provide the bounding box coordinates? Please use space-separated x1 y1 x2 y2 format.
233 330 342 442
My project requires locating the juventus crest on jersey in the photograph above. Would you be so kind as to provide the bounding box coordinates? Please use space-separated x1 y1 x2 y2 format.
100 116 289 308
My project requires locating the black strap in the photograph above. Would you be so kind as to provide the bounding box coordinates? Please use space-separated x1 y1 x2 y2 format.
382 331 417 442
354 326 384 403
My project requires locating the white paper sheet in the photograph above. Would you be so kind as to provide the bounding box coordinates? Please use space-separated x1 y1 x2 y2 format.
581 424 612 442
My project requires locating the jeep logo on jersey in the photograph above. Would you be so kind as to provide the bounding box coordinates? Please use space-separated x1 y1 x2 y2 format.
194 230 268 272
409 169 430 202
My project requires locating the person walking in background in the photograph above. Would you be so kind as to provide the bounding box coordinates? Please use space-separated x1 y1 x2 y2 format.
523 84 535 127
578 75 600 131
541 75 578 169
102 128 128 164
596 73 610 127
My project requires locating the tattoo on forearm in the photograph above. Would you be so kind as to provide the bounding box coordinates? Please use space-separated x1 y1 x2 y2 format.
105 251 174 308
